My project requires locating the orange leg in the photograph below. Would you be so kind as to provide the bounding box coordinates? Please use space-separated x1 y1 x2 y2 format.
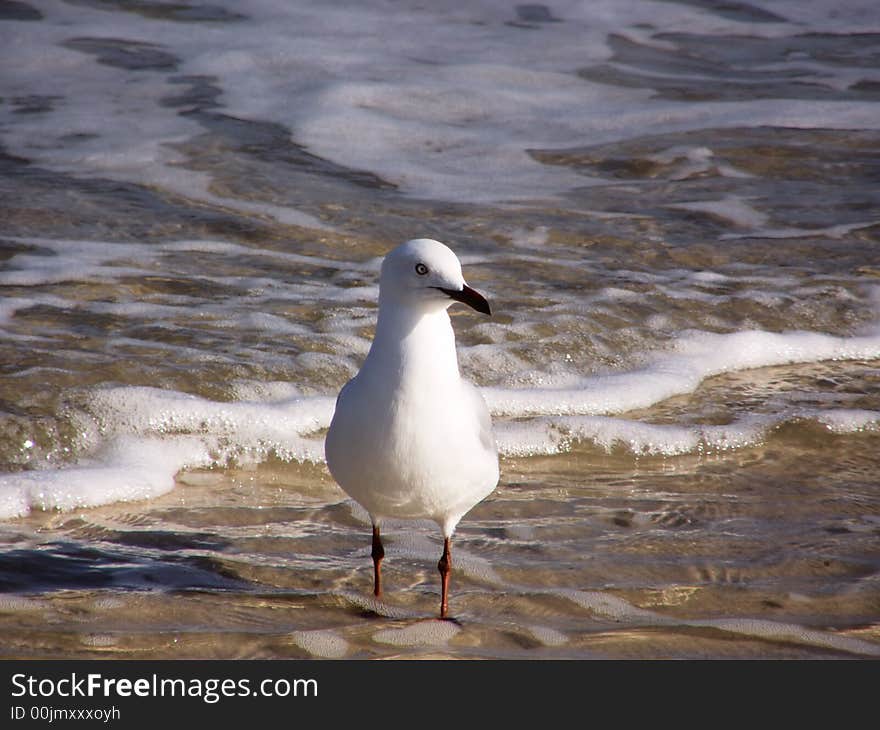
437 537 452 619
371 524 384 598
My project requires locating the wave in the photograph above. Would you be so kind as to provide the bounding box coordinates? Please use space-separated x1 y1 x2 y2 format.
1 326 878 519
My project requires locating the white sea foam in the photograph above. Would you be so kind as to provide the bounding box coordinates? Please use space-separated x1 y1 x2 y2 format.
692 617 880 656
288 629 349 658
372 620 461 647
815 409 880 434
526 625 569 647
0 437 211 520
87 386 333 464
666 197 769 229
2 236 374 286
648 146 753 180
493 415 770 458
720 220 880 241
333 591 420 620
0 596 45 613
2 1 880 518
0 297 39 327
495 408 880 458
156 172 333 231
0 239 158 287
4 1 880 205
549 588 880 656
483 329 880 418
2 323 878 517
1 4 327 228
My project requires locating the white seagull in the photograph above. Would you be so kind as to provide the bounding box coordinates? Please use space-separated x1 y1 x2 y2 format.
325 238 499 619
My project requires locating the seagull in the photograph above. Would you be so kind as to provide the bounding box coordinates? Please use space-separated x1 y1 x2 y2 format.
325 238 499 619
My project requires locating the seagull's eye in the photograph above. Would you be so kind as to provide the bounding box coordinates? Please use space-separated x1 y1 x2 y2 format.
415 263 429 276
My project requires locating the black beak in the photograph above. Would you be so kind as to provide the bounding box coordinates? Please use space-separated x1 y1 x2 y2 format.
436 284 491 315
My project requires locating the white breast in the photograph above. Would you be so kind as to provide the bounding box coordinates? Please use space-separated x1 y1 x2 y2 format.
325 306 499 535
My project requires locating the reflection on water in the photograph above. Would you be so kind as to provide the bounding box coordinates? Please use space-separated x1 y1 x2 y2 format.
1 424 878 659
1 0 879 658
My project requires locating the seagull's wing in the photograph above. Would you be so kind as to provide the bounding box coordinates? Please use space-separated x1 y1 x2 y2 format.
463 380 498 456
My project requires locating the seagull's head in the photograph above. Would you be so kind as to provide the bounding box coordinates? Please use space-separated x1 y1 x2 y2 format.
379 238 491 315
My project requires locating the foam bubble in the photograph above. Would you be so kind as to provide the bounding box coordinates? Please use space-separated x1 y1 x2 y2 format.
549 588 880 656
227 381 303 403
219 312 312 337
509 227 550 249
694 617 880 657
816 409 880 434
8 0 880 206
0 298 37 327
333 591 419 620
667 196 769 229
1 2 329 229
721 220 880 241
496 405 880 459
651 146 754 180
164 177 332 231
484 329 880 418
372 620 461 647
494 415 770 458
88 386 332 463
1 236 374 292
526 625 569 647
0 238 156 287
1 320 878 517
0 596 45 613
289 629 349 658
552 588 670 624
0 436 211 520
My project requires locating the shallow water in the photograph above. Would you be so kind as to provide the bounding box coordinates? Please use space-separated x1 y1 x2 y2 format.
1 0 879 658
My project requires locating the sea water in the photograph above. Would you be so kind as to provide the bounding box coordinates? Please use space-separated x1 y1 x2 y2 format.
0 0 879 658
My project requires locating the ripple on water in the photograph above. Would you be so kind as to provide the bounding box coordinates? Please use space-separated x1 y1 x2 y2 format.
0 0 878 660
